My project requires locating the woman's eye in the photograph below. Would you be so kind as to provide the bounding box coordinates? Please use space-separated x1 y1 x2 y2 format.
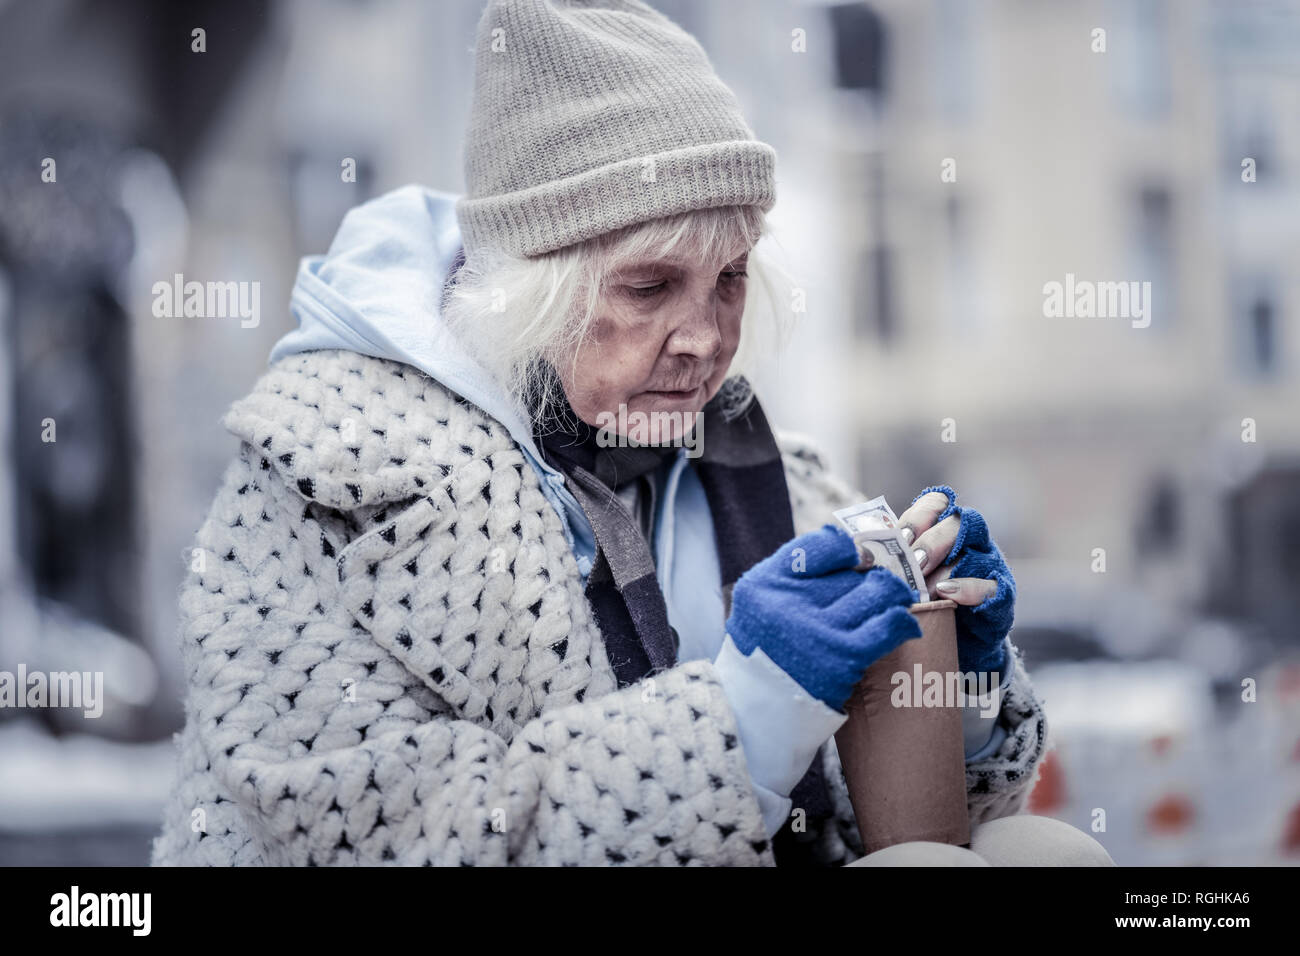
624 270 745 300
628 282 667 299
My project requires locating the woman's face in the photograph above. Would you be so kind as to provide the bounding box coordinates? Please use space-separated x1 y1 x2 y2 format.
557 248 749 439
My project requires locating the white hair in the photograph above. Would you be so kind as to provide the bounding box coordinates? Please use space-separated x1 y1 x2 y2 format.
441 204 797 427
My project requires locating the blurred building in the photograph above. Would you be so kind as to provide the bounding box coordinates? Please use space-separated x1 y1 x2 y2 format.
770 0 1300 671
794 0 1300 862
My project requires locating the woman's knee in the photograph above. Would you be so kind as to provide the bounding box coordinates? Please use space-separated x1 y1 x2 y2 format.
969 814 1115 866
848 841 991 867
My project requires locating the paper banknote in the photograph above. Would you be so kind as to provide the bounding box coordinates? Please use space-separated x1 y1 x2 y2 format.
834 496 930 603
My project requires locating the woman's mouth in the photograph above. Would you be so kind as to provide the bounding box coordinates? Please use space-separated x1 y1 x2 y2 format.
641 384 703 402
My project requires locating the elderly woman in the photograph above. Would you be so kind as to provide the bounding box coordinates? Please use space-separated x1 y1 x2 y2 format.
152 0 1110 866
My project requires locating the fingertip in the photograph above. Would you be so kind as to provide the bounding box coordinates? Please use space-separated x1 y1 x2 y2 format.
949 506 990 559
913 484 958 514
969 571 1013 615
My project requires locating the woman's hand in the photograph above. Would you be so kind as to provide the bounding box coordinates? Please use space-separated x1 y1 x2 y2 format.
726 524 922 713
895 485 1015 676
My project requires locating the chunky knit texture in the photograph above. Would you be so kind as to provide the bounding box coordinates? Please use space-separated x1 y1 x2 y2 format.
151 349 1051 866
455 0 776 261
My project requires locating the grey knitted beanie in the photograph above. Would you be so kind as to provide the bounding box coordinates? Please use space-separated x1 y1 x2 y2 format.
455 0 777 261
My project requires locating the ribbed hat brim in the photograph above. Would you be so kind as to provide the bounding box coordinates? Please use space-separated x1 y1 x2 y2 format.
457 139 776 259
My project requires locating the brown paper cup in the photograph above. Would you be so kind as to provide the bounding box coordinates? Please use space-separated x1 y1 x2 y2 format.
833 598 971 854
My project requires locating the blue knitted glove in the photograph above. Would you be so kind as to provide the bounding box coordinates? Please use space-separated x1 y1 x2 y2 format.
911 485 1015 677
726 523 923 713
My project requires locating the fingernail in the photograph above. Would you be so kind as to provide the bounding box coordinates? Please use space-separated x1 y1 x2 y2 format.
913 548 927 571
899 527 914 546
936 579 960 593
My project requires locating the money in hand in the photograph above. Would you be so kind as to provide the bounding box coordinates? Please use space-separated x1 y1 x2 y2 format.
833 496 930 603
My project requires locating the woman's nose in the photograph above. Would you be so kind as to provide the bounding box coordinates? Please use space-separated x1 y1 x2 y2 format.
664 298 723 359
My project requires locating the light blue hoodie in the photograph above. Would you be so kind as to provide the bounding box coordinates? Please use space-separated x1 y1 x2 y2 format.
268 184 1008 842
270 184 599 578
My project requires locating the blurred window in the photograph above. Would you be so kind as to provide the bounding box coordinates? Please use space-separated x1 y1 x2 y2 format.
830 2 887 96
855 244 896 346
1110 0 1171 120
1130 184 1174 332
1229 271 1280 379
933 0 979 123
1219 78 1278 185
1136 476 1181 556
943 193 981 336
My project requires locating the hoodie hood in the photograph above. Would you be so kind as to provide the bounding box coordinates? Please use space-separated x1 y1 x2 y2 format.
269 184 594 564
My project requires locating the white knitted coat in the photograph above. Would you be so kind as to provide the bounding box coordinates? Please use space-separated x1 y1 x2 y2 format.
151 348 1050 866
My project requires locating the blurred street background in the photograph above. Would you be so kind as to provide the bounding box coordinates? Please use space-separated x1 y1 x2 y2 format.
0 0 1297 865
